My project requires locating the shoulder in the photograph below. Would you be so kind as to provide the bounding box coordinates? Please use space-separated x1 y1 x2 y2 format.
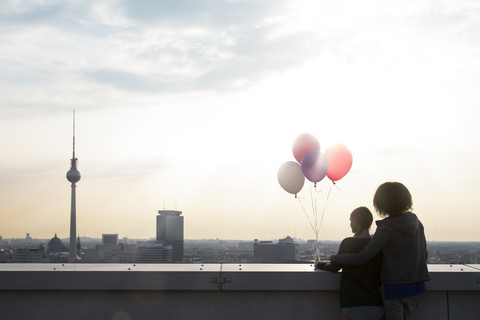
375 219 393 232
339 237 371 253
339 237 359 248
411 212 425 226
340 237 356 244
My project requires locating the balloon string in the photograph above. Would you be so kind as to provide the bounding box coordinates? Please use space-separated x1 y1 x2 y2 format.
310 184 317 235
310 183 321 262
313 185 320 257
314 182 334 262
298 182 336 262
297 196 317 237
319 183 334 229
332 180 341 191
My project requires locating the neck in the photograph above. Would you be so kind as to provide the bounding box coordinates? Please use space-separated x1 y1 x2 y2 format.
354 229 370 237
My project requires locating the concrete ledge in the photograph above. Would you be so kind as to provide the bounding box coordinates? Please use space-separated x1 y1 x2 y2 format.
0 264 479 320
0 264 479 291
427 264 480 291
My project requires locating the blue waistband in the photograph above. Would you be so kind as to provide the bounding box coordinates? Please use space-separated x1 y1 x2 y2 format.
383 281 426 300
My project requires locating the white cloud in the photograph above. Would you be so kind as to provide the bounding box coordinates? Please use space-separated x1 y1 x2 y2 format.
1 0 480 240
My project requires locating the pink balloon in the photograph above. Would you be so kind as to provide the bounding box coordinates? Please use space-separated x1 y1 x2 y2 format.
301 150 329 183
325 144 353 181
277 161 305 195
292 133 320 163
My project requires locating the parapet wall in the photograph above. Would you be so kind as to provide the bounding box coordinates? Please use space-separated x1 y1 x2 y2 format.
0 264 479 320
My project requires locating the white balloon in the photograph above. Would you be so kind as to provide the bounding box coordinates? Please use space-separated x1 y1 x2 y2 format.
277 161 305 195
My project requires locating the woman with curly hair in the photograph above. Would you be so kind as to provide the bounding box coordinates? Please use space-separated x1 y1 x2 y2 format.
332 182 429 320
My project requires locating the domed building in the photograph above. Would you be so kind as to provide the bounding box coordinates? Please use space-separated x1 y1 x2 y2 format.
47 234 68 254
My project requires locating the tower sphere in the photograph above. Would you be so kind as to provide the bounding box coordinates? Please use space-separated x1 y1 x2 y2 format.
67 169 81 183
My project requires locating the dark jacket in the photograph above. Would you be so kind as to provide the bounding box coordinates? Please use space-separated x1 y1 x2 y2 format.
334 212 429 285
318 236 383 308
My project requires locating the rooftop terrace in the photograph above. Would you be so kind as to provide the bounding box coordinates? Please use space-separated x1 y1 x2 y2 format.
0 264 479 319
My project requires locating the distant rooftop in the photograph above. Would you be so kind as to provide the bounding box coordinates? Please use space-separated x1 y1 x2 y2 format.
158 210 182 216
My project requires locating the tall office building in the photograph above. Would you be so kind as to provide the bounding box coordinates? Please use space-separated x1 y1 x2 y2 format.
156 210 184 262
66 110 81 262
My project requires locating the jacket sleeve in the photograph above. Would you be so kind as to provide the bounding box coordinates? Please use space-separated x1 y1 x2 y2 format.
334 227 389 265
318 262 341 272
318 239 349 272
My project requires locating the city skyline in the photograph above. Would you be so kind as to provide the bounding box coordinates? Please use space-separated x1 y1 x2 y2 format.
1 1 479 241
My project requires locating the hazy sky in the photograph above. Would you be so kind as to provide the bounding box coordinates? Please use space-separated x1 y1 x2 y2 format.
1 0 479 241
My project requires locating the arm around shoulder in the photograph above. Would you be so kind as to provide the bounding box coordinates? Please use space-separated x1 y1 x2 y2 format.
334 227 389 265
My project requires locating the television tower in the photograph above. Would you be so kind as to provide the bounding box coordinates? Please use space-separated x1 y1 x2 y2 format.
66 110 81 261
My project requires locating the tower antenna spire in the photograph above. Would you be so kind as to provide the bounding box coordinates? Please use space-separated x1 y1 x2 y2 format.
72 109 76 159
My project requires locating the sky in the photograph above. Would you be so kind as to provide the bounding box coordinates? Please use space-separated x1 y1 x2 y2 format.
1 0 479 242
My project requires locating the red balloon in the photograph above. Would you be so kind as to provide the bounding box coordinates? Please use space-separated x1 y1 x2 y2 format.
292 133 320 163
325 144 353 181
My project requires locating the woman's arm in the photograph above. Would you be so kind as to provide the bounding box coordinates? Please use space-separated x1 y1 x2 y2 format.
332 227 389 265
317 261 341 272
317 238 350 272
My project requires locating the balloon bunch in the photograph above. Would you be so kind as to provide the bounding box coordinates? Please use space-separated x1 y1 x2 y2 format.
278 133 353 195
277 133 353 262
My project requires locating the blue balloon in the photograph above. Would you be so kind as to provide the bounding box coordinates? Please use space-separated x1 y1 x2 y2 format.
301 150 329 183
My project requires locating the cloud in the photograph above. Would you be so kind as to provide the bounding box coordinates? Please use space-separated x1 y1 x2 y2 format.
0 1 63 22
119 0 287 27
2 0 480 115
0 0 325 104
87 68 171 92
87 26 322 93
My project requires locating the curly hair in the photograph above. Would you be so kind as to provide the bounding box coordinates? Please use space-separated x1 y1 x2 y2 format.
373 182 413 218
